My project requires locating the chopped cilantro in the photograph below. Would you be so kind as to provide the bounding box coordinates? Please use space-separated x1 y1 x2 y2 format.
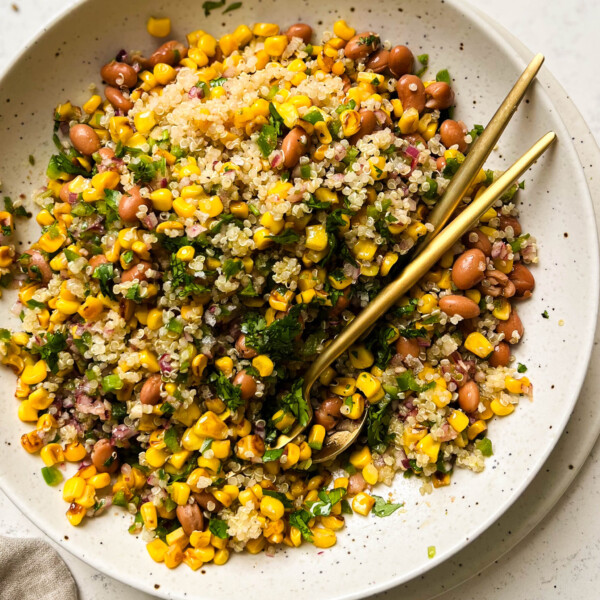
31 332 67 374
209 371 244 411
416 54 429 77
164 428 181 453
262 448 284 463
476 437 493 456
289 510 313 542
223 1 242 13
202 0 225 16
92 263 115 298
366 396 393 450
517 363 528 373
279 378 310 427
222 259 243 280
47 153 89 178
268 229 300 244
436 69 451 84
542 310 549 319
26 299 46 310
305 487 346 517
257 124 278 158
371 495 403 517
208 518 229 538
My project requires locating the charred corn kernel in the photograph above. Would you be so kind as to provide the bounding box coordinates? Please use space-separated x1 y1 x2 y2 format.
139 350 160 373
349 345 374 370
63 441 86 461
253 227 273 250
330 377 356 397
214 356 233 377
218 34 239 56
493 299 511 321
171 482 191 505
264 35 288 57
164 544 184 569
416 434 441 462
399 107 420 134
76 485 96 508
314 120 332 144
362 462 379 486
198 195 223 218
146 446 169 468
182 547 205 571
38 231 66 253
340 109 361 137
333 19 355 40
491 398 515 416
282 443 300 470
147 16 170 37
464 332 494 358
448 410 469 433
63 477 86 502
402 426 428 448
40 443 64 466
154 63 176 85
253 22 279 36
349 446 372 470
194 411 228 439
467 419 487 440
21 430 43 453
252 355 274 377
28 388 52 410
260 496 285 521
305 224 328 251
77 296 103 321
356 371 382 400
311 527 337 548
21 360 48 385
308 424 326 451
352 492 375 516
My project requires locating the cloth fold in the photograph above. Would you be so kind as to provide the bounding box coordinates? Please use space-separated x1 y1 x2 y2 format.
0 536 78 600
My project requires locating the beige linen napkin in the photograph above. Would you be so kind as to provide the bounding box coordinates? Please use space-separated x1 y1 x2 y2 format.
0 536 78 600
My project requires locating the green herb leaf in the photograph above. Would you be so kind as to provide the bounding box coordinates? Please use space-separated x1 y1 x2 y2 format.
508 234 530 253
93 263 115 298
222 259 243 280
517 363 528 373
476 437 493 456
262 489 293 509
371 495 403 517
209 518 229 539
164 428 181 453
262 448 284 462
416 54 429 77
269 229 300 244
279 378 310 427
112 490 128 507
31 332 67 374
257 124 278 158
303 109 324 124
223 1 242 13
366 396 394 450
41 466 63 486
542 310 549 319
47 153 89 178
305 487 346 517
289 510 313 541
26 299 46 310
209 371 244 411
436 69 451 84
202 0 225 16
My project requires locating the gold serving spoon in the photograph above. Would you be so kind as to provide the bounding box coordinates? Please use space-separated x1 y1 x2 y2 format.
273 54 547 455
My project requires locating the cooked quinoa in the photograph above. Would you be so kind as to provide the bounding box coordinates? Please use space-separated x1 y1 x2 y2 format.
0 16 536 570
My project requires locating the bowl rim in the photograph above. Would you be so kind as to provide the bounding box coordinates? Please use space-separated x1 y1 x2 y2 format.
0 1 597 598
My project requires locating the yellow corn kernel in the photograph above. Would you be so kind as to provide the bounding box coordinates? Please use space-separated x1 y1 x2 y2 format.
418 293 438 315
27 388 52 410
62 441 86 462
40 443 65 466
252 22 279 36
306 424 326 451
492 299 512 321
494 258 514 275
164 544 184 569
314 120 332 145
448 409 469 433
340 109 361 137
281 443 300 470
169 449 192 470
260 496 285 521
38 230 66 253
228 201 248 219
272 409 295 432
465 289 481 304
252 355 274 377
310 527 337 548
260 212 284 235
505 375 530 394
147 16 170 37
333 19 355 41
464 332 494 359
218 33 239 57
146 538 169 563
305 224 328 251
348 345 375 370
194 411 229 439
368 155 387 180
399 107 420 134
467 419 487 440
133 110 156 135
349 446 372 470
175 246 195 263
330 377 356 397
172 197 195 218
82 94 102 114
153 62 176 85
352 493 375 516
88 472 111 489
380 252 399 276
355 371 382 400
264 35 289 57
352 239 377 261
146 308 163 331
171 482 191 506
211 548 229 565
138 349 159 373
77 296 104 321
148 188 173 211
490 398 515 416
362 462 379 486
189 530 212 548
213 356 233 377
198 195 224 218
63 476 86 502
416 433 441 462
401 426 427 449
91 171 119 192
146 447 169 468
138 501 158 531
253 227 273 250
21 360 48 385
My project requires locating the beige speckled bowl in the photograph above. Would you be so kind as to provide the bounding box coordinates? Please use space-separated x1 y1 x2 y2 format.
0 1 597 599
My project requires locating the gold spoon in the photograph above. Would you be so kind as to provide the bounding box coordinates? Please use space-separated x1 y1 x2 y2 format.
274 54 546 453
310 131 556 462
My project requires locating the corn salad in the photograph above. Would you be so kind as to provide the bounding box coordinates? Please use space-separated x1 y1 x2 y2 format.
0 16 536 570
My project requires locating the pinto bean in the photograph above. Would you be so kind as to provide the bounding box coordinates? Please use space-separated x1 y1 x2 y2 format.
348 472 367 495
451 249 487 290
118 186 149 224
147 40 188 68
439 295 481 319
176 503 204 537
365 49 389 74
463 229 492 256
105 86 134 113
282 126 310 168
510 263 535 298
314 396 343 431
59 182 72 203
140 374 162 405
233 369 257 401
388 45 414 78
499 215 522 237
496 309 524 343
436 156 446 171
100 61 138 88
193 491 223 513
350 109 377 144
285 23 313 43
344 32 380 62
425 82 455 110
458 380 480 413
98 147 116 161
121 260 153 283
22 249 52 284
69 124 101 156
396 74 426 113
91 438 119 474
88 254 108 270
235 334 257 358
403 132 426 146
440 119 468 152
489 341 511 367
395 336 420 361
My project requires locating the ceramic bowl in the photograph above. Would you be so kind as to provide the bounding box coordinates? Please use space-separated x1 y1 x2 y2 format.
0 1 597 598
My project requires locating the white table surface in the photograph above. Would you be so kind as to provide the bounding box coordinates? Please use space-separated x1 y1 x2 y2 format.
1 1 598 599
